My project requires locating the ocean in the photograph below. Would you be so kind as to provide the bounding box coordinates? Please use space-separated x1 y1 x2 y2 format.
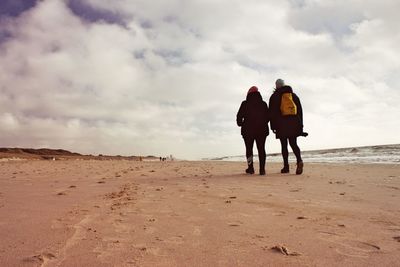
205 144 400 164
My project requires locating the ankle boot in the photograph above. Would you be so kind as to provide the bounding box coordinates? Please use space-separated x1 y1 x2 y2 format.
296 161 303 175
245 164 255 174
281 165 289 173
259 162 266 175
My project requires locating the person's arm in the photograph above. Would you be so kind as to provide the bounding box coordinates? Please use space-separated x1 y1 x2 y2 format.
236 101 245 127
264 102 270 134
294 94 303 127
264 102 270 124
268 95 277 131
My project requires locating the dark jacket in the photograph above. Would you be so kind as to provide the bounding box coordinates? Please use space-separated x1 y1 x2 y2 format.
236 92 269 137
268 85 303 139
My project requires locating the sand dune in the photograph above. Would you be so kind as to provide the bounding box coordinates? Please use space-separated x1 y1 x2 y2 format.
0 147 156 161
0 160 399 266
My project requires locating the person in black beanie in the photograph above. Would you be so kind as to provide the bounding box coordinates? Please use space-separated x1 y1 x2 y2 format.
269 79 306 175
236 86 270 175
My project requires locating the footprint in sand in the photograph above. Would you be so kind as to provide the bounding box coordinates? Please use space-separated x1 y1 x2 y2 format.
272 211 286 216
137 246 147 251
369 218 398 227
383 185 400 191
238 213 252 217
22 252 56 265
146 247 169 257
144 226 157 234
51 218 65 230
318 232 380 258
290 188 301 192
113 222 131 234
228 220 243 227
329 180 347 185
255 207 270 212
164 236 185 245
193 227 202 236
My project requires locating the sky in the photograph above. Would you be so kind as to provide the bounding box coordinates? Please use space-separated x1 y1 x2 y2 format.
0 0 399 160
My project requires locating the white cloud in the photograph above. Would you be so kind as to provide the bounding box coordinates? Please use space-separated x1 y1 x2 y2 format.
0 0 399 159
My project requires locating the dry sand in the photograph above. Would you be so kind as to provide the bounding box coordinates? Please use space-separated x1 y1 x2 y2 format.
0 160 399 266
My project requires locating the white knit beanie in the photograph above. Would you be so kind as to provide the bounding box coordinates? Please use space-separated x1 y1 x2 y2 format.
275 79 285 88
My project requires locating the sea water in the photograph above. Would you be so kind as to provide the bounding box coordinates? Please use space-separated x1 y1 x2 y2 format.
205 144 400 164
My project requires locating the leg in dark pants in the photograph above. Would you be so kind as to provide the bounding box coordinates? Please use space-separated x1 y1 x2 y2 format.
280 138 289 168
288 137 302 163
255 135 267 175
243 136 255 174
289 137 303 174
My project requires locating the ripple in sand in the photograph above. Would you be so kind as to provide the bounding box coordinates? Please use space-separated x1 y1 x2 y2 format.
318 232 381 258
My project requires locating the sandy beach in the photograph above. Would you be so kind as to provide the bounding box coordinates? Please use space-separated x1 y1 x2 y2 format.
0 160 399 267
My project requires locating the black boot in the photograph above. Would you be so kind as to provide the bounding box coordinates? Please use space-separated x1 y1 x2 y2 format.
296 161 303 175
246 163 255 174
281 165 289 173
259 161 266 175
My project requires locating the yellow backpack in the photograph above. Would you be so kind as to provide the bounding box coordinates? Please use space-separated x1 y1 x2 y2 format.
280 93 297 116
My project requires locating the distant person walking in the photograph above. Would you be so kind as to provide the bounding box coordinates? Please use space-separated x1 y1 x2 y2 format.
269 79 306 175
236 86 270 175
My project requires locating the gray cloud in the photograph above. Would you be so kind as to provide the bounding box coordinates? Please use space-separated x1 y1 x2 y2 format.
288 1 365 36
66 0 129 26
0 0 399 159
0 0 38 17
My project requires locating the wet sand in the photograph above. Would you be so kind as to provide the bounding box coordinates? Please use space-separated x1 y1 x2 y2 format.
0 160 399 266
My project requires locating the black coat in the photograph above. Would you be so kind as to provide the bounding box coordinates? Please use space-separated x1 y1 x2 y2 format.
236 92 269 138
268 86 303 139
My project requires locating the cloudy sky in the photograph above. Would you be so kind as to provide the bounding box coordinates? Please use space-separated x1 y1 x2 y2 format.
0 0 399 159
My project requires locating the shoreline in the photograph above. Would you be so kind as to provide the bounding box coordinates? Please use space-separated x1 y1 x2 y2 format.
1 157 399 165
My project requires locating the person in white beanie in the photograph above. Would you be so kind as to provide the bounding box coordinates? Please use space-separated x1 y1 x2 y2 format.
269 79 306 175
